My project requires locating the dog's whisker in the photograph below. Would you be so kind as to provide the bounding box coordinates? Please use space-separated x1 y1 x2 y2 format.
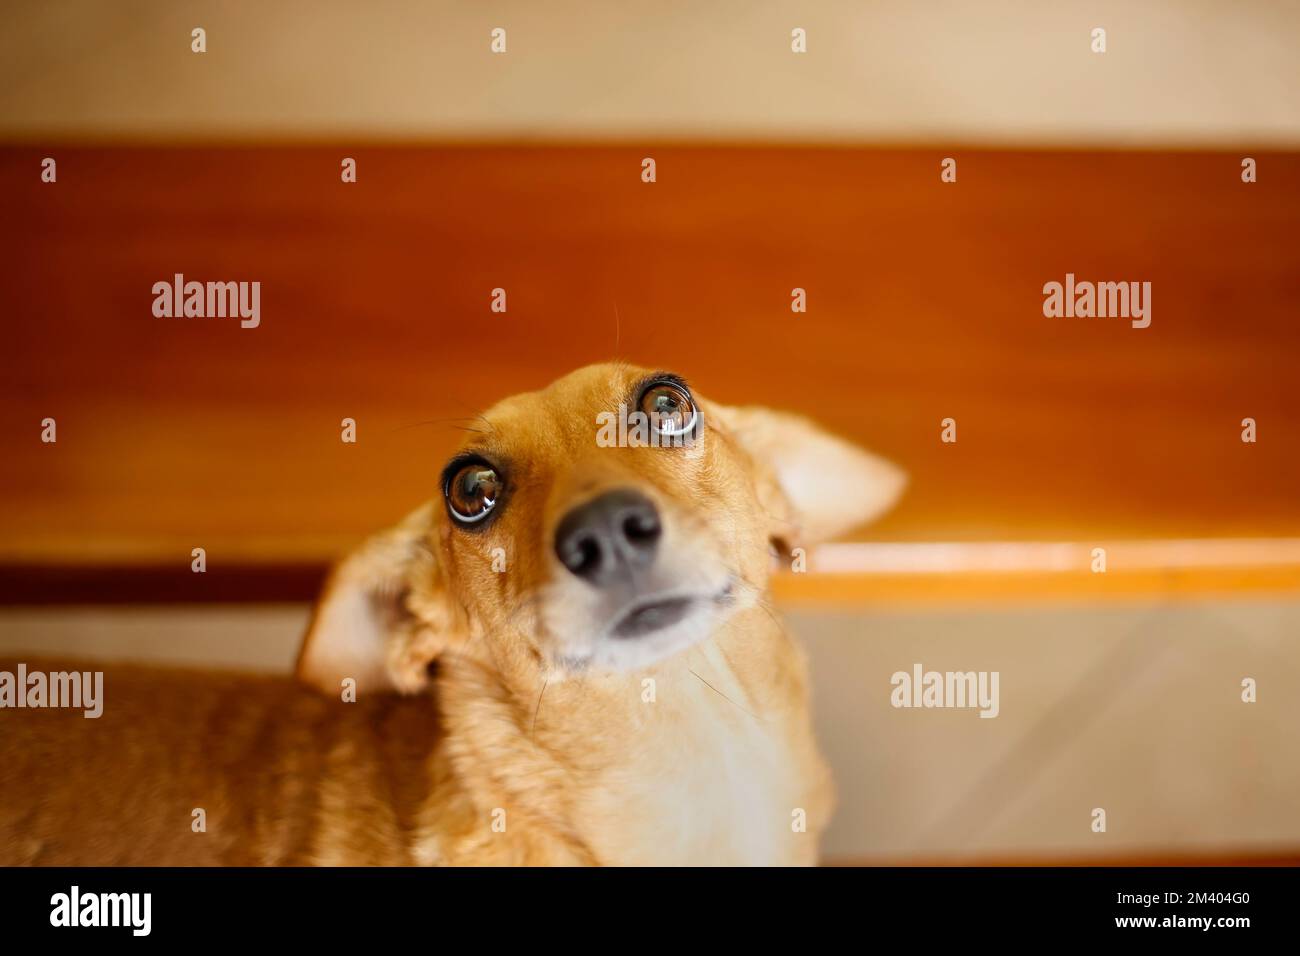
727 577 786 633
445 399 496 433
688 668 760 721
531 677 549 739
387 416 495 437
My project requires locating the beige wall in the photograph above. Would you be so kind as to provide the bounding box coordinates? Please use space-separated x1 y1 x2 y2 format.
3 0 1297 145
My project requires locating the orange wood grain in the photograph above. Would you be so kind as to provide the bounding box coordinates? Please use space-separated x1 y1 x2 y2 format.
1 146 1297 567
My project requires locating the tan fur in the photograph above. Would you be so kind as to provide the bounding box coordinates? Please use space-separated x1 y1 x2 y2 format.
1 363 903 865
0 660 440 865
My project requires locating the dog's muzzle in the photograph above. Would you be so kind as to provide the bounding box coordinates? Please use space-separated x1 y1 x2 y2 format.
554 489 662 588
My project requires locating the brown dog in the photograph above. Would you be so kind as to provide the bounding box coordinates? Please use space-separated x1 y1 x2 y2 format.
1 363 903 865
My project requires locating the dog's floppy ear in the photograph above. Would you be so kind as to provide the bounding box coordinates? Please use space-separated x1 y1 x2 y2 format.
296 503 462 696
715 405 906 546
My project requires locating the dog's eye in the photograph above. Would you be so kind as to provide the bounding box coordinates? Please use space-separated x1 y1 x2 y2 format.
445 461 502 525
639 381 698 436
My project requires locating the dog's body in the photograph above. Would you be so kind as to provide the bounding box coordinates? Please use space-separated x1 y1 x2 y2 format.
2 660 441 866
2 611 826 866
1 364 903 865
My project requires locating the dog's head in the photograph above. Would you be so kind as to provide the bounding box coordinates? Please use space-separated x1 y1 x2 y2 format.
297 363 904 691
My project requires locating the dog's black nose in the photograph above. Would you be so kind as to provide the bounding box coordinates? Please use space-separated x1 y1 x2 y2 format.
554 489 661 586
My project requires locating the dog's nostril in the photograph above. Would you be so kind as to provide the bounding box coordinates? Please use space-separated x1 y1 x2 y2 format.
568 534 602 576
622 509 660 546
557 530 594 571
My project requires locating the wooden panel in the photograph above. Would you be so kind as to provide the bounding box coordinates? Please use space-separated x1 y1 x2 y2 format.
1 147 1297 567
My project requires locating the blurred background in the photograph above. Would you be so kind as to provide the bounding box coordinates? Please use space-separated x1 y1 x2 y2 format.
1 0 1298 863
